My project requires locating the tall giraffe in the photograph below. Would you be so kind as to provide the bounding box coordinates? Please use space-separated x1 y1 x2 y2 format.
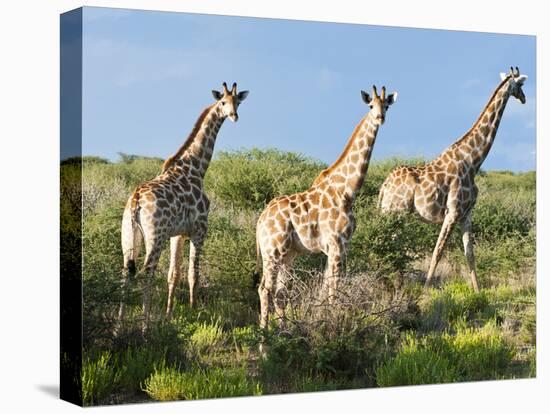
255 86 397 329
117 82 249 333
378 67 527 292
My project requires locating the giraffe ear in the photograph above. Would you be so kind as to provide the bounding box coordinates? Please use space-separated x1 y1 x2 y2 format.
361 90 371 104
237 90 249 102
387 92 398 105
212 90 223 101
517 74 528 84
499 72 508 81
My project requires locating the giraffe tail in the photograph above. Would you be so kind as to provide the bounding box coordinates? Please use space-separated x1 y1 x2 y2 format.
122 189 142 280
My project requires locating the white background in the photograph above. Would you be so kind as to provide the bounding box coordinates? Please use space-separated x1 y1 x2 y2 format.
0 1 547 413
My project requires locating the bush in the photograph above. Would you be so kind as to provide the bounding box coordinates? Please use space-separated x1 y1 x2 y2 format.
143 365 262 401
349 207 438 274
444 321 515 381
376 345 459 386
376 321 514 386
259 271 414 388
188 319 227 357
115 346 164 392
205 148 325 210
82 351 119 406
420 281 492 331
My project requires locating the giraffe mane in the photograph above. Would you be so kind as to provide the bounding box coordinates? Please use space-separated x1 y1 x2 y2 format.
161 104 215 172
452 74 512 147
312 114 369 186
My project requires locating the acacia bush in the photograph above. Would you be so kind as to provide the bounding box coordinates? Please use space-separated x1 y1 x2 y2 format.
259 271 417 390
205 148 325 210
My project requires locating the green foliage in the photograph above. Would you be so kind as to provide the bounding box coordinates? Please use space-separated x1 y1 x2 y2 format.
115 347 165 392
143 365 262 401
376 321 514 386
188 319 227 357
420 281 492 331
205 148 325 210
82 352 119 406
349 208 437 274
376 344 459 386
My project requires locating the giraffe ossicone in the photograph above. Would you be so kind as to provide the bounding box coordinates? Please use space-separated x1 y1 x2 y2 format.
378 67 528 292
116 82 249 335
255 85 397 331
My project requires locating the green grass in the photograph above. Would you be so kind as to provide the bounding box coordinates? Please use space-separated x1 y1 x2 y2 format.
82 351 119 406
143 364 262 401
376 321 514 386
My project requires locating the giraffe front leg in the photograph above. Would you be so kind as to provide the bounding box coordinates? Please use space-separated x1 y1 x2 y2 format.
461 214 480 292
258 260 277 330
425 211 458 288
258 259 277 357
323 240 345 304
188 234 205 308
166 235 185 319
275 255 295 331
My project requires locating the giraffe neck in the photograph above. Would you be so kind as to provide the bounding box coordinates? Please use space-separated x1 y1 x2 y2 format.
314 112 380 200
439 78 512 172
164 105 225 180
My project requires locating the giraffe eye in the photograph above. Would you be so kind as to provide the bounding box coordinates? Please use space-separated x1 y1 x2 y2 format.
221 101 226 106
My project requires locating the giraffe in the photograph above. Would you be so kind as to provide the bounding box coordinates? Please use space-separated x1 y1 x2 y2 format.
255 85 397 330
117 82 249 334
378 67 528 292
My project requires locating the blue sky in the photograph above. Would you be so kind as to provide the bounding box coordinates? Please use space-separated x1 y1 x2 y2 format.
80 7 536 171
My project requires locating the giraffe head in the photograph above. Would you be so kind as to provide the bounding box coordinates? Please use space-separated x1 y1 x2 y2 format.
211 82 249 122
500 66 527 104
361 85 397 125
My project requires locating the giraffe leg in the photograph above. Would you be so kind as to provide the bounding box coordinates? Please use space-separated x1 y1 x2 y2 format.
166 235 185 319
274 253 295 330
323 240 345 304
188 234 205 308
425 212 458 288
461 214 480 292
141 239 163 335
258 259 277 330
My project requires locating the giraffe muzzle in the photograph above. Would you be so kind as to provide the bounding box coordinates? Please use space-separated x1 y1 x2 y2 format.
229 113 239 122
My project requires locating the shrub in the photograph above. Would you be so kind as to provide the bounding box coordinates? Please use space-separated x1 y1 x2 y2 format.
259 271 414 387
376 346 458 386
420 281 492 331
349 208 438 275
376 321 514 386
188 319 227 357
443 321 515 381
143 365 262 401
205 148 325 210
115 346 165 392
82 351 119 406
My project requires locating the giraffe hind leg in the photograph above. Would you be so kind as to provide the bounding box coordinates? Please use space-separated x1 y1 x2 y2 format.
166 235 185 319
425 212 458 288
461 214 480 292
